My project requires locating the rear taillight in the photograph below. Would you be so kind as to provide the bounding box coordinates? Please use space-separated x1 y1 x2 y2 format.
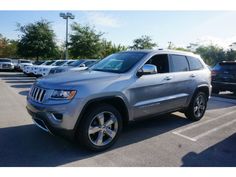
211 70 217 76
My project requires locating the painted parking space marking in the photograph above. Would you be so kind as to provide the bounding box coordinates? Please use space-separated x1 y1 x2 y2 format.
172 110 236 141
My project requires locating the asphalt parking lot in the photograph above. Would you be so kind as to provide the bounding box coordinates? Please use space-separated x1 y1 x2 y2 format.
0 72 236 167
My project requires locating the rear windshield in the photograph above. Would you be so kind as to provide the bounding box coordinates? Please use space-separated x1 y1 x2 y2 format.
0 59 11 62
214 63 236 71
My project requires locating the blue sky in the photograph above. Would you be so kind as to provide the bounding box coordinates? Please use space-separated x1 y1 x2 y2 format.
1 11 236 48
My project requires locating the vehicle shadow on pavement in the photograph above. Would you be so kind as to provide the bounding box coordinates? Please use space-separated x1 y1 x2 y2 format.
18 90 30 96
10 84 33 89
6 80 35 84
181 133 236 167
0 114 191 167
0 73 28 78
206 98 236 110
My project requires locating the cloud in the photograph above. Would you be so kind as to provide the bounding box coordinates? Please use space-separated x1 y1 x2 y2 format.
194 35 236 49
85 12 121 28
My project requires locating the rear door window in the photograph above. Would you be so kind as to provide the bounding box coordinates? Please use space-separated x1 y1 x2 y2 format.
170 55 189 72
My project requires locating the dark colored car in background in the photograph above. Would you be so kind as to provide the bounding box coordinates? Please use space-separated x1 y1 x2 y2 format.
211 61 236 94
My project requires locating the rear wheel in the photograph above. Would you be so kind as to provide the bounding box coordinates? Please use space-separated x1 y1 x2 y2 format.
185 92 207 121
76 104 122 151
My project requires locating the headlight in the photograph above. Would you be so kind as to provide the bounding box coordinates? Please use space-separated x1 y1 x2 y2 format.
51 90 77 100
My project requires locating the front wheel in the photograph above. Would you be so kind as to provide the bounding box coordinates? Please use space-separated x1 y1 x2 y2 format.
76 104 123 151
185 92 207 121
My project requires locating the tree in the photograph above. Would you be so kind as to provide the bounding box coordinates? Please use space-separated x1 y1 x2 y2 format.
69 23 104 59
226 49 236 61
174 47 191 52
17 20 60 60
129 35 157 50
195 45 226 66
0 34 18 58
98 39 127 58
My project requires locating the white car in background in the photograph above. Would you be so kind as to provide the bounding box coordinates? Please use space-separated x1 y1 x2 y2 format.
38 60 74 77
32 60 55 76
49 59 97 75
0 58 14 71
19 60 33 71
15 59 32 71
23 61 45 75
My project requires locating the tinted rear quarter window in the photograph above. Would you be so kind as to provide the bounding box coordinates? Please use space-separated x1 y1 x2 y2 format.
187 56 204 71
170 55 189 72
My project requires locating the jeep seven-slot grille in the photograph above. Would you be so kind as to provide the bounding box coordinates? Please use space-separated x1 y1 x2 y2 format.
30 86 46 103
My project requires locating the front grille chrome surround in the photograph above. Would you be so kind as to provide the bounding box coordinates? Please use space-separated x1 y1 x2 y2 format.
30 86 46 103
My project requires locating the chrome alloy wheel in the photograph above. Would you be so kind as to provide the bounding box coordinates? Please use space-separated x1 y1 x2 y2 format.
88 111 118 146
193 94 206 118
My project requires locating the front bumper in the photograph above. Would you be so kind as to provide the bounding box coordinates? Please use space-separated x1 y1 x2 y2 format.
26 96 84 138
0 66 14 70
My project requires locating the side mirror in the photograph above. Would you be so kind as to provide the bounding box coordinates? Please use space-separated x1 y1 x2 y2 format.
137 64 157 77
79 64 86 67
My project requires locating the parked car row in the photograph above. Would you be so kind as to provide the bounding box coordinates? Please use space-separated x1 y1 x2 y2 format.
22 59 97 77
0 58 33 71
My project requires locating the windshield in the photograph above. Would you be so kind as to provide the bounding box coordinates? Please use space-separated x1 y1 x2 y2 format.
91 52 147 73
63 60 75 66
33 61 44 65
52 60 67 66
68 60 85 67
44 61 55 65
0 59 11 62
21 60 31 63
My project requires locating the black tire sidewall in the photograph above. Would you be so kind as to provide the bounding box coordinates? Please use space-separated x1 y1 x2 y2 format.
185 92 207 121
77 104 123 151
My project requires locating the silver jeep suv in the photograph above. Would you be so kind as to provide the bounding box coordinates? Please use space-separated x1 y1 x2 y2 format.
26 50 212 151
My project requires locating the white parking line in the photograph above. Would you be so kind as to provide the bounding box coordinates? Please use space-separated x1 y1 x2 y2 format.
172 110 236 141
172 131 197 141
174 110 236 134
192 118 236 140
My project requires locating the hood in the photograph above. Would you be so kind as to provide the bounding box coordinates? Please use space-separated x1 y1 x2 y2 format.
36 70 120 89
70 67 87 71
40 65 57 69
53 66 72 70
21 63 32 66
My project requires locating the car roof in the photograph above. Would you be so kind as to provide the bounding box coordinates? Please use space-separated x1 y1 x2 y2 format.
120 49 199 58
220 61 236 64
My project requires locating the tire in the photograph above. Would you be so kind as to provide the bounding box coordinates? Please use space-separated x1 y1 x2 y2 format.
76 104 123 151
185 92 207 121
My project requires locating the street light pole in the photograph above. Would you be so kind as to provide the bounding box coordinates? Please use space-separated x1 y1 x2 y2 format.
59 12 75 60
65 17 69 60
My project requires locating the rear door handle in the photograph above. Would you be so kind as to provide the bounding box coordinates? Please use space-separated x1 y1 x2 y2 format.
190 74 196 78
164 76 173 80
